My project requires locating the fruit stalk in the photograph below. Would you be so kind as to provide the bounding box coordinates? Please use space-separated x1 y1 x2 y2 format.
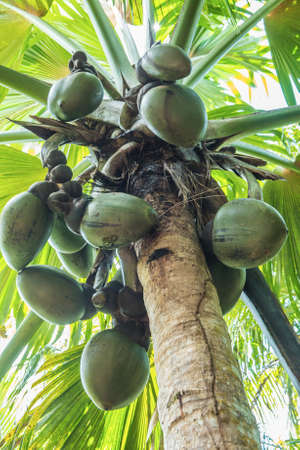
117 246 142 292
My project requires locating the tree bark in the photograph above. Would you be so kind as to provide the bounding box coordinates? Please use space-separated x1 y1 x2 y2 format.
130 161 261 449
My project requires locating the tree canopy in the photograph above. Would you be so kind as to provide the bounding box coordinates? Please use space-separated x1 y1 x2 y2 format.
0 0 299 448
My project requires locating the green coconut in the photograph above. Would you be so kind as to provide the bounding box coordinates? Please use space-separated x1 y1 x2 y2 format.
80 329 149 410
0 192 54 270
212 198 288 269
49 214 86 254
57 244 96 278
47 71 104 122
206 254 246 315
139 83 207 148
80 192 158 249
139 43 191 82
16 265 88 324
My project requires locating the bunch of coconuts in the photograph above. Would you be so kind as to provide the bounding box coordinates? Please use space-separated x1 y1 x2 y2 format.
200 197 288 314
136 42 208 148
0 50 163 410
0 158 156 409
0 44 289 411
133 44 287 313
0 124 158 408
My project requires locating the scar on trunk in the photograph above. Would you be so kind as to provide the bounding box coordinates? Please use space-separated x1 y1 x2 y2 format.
196 280 226 446
147 248 173 263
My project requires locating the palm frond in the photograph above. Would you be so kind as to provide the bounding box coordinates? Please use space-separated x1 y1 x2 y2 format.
241 133 293 158
1 342 159 450
205 105 300 154
0 93 46 131
0 65 50 104
234 141 300 175
185 0 285 87
0 145 47 210
0 0 53 105
226 300 299 437
194 79 237 110
264 0 300 105
114 8 140 64
262 174 300 304
0 4 30 69
13 0 54 17
143 0 155 49
47 0 107 64
0 0 118 97
22 34 70 82
242 268 300 395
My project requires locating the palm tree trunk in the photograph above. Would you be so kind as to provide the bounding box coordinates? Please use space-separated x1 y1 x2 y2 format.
131 161 261 449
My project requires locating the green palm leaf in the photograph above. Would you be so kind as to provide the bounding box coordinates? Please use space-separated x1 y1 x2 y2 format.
262 173 300 302
0 0 53 104
0 5 30 67
0 0 119 98
0 130 40 144
264 0 300 105
185 0 285 87
1 343 159 450
22 34 71 82
0 145 47 210
226 300 299 436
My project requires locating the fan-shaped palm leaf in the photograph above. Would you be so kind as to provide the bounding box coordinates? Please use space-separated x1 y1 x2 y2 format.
0 0 53 104
263 172 300 301
1 343 159 450
264 0 300 105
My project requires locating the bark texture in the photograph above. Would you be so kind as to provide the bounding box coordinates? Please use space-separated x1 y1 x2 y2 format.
130 160 261 450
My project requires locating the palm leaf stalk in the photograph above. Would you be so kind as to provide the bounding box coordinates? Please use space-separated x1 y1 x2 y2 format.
170 0 205 52
242 268 300 396
83 0 137 90
205 105 300 142
0 130 39 144
0 65 50 104
2 70 299 174
142 0 155 50
185 0 285 87
0 311 43 379
235 142 300 175
115 12 140 65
